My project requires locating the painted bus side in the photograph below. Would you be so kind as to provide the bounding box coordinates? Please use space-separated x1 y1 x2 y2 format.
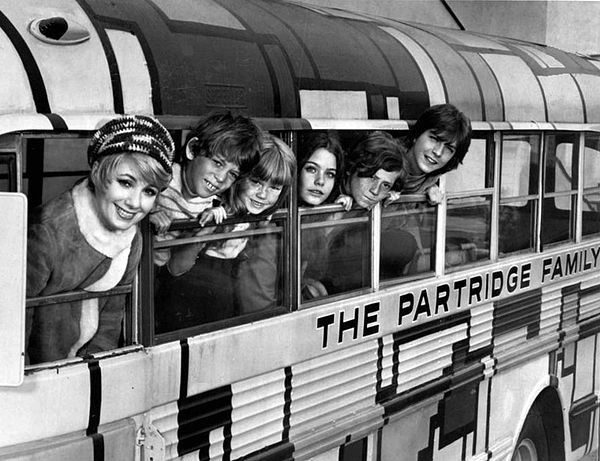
0 1 599 461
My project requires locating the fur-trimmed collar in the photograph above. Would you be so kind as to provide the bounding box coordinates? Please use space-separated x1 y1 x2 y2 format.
72 179 136 258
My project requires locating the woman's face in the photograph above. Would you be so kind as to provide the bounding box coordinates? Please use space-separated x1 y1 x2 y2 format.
240 178 282 215
299 148 337 206
93 156 159 232
407 129 456 175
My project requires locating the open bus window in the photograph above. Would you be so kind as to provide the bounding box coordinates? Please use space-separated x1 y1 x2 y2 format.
541 132 578 247
582 133 600 237
153 214 288 335
499 134 540 255
23 135 138 366
445 138 492 269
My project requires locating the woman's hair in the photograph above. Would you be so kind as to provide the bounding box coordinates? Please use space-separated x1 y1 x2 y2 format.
407 103 472 175
228 133 296 216
183 111 262 176
297 131 345 204
346 131 404 181
90 152 172 193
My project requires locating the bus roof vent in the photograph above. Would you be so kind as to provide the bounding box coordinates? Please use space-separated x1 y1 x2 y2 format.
29 17 90 45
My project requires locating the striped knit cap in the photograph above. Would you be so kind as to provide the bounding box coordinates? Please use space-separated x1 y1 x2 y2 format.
88 115 174 174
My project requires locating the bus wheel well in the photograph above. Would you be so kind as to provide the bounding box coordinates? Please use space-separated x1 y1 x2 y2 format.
514 387 565 461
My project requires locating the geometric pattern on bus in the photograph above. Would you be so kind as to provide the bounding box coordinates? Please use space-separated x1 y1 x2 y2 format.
374 310 491 459
176 367 294 460
559 282 600 453
492 289 542 343
48 1 600 123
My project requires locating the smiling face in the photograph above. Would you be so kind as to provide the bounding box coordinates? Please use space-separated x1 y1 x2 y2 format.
239 177 282 215
299 148 337 206
92 156 159 232
183 139 240 199
349 168 401 209
407 129 457 175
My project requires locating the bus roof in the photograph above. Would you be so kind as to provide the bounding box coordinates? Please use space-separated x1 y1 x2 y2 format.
2 0 600 129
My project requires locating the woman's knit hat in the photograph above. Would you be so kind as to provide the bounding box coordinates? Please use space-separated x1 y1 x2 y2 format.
88 115 175 174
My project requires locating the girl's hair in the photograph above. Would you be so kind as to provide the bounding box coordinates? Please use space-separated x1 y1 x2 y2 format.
90 152 171 193
183 111 262 176
407 103 472 175
297 131 345 204
227 133 296 216
347 131 404 180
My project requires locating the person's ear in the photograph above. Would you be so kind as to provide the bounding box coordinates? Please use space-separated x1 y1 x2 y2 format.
89 161 99 184
185 137 199 161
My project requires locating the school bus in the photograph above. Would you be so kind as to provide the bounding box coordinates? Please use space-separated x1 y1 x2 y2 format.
1 1 599 460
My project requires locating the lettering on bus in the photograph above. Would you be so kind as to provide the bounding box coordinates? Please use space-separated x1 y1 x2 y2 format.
315 245 600 349
398 263 532 326
542 247 600 283
316 302 380 348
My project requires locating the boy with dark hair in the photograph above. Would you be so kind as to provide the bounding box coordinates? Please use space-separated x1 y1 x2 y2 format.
150 111 262 269
399 103 472 203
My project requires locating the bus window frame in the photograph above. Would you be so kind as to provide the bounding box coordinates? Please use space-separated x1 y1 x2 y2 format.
498 131 542 257
541 131 580 249
20 131 144 369
442 133 495 274
581 131 600 240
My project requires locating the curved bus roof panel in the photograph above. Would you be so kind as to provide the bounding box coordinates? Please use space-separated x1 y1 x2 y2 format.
2 0 600 125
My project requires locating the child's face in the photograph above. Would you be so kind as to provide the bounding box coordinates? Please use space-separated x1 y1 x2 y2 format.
349 168 400 210
239 178 282 214
299 148 337 206
407 129 456 175
185 153 240 198
93 156 159 232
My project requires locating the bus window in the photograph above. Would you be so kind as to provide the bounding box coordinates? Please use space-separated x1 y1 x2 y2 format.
499 134 540 255
0 134 17 192
381 200 436 279
22 136 89 208
299 130 392 302
301 207 371 301
24 134 137 365
542 132 578 247
153 216 288 334
445 138 492 269
582 133 600 237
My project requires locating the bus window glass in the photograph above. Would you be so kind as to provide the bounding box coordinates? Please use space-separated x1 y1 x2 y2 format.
445 137 492 269
381 201 436 280
499 134 540 255
445 138 489 192
23 137 90 208
0 154 16 192
301 209 371 301
154 218 287 334
582 133 600 237
42 138 89 202
0 134 17 192
542 133 578 246
446 196 491 268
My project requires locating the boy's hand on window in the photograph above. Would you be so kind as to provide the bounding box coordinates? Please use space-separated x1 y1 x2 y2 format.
335 194 353 211
150 210 173 234
426 185 444 205
199 206 227 227
383 190 401 207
